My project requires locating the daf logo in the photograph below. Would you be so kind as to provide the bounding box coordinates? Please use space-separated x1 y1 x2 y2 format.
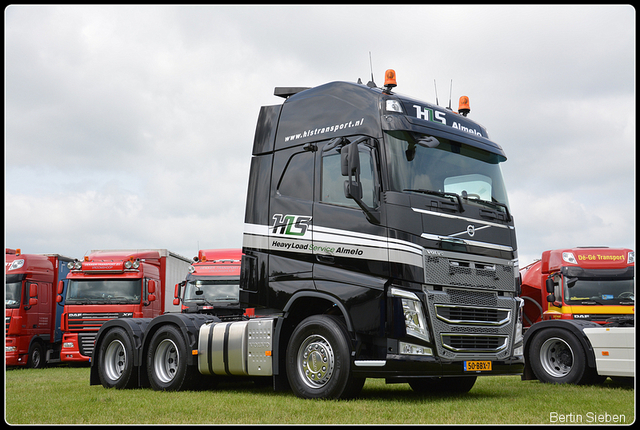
466 225 475 237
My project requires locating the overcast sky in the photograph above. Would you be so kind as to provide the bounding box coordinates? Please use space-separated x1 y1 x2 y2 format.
5 5 635 267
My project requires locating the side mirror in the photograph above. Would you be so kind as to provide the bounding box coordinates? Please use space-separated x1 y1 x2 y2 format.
26 283 38 307
545 277 555 294
173 298 180 306
148 279 156 294
341 139 363 200
148 294 156 302
546 293 555 303
57 280 65 295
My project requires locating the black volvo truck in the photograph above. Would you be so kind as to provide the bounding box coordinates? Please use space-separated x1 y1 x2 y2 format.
90 70 524 399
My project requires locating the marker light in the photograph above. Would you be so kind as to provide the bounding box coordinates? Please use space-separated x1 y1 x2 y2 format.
458 96 470 116
385 99 403 113
67 260 82 270
562 252 577 264
9 259 25 271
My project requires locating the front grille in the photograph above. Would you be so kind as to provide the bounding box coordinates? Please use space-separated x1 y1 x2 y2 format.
424 255 514 291
424 285 516 360
441 334 508 352
435 304 510 326
67 312 132 357
78 333 97 357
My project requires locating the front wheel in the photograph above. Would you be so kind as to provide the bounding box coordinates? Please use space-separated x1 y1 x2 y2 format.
147 325 196 391
286 315 364 399
529 328 593 384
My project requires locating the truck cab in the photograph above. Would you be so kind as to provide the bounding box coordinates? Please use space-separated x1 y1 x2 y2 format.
90 72 524 399
5 249 72 367
241 72 523 394
174 249 242 319
59 249 190 362
520 247 634 326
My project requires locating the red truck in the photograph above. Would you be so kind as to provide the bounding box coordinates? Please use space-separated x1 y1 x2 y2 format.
5 249 74 367
58 249 191 362
520 247 634 384
173 249 242 319
519 247 634 327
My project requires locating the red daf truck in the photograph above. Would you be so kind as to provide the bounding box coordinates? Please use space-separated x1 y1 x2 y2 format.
173 249 242 319
519 247 634 327
520 247 635 385
58 249 191 362
6 249 74 367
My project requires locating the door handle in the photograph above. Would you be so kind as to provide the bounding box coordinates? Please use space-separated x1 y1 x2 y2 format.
316 255 335 264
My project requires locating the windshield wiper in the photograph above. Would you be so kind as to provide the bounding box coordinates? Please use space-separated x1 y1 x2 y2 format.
403 189 464 212
465 196 512 222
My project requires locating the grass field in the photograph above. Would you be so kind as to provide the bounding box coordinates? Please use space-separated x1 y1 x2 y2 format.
5 366 635 425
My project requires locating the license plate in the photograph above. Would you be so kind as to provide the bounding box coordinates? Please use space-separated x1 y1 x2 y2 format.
464 361 492 372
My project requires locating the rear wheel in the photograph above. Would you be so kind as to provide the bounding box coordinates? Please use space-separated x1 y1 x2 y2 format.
97 328 135 389
147 325 196 391
529 328 594 384
27 341 45 369
286 315 364 399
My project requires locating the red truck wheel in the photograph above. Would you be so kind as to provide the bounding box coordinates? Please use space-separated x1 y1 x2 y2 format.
97 328 135 389
27 341 45 369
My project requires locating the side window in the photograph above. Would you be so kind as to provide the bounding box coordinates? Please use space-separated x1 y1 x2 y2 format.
276 149 314 201
321 142 376 208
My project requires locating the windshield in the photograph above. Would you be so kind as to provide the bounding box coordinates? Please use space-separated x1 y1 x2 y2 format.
384 130 510 211
5 281 22 308
564 277 635 305
184 279 239 304
66 279 141 304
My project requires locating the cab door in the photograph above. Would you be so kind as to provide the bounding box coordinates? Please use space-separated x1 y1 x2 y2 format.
267 144 315 309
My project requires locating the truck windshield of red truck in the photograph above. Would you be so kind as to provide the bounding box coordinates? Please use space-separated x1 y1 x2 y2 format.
65 279 141 304
563 276 635 305
183 279 239 304
384 130 510 215
5 281 21 308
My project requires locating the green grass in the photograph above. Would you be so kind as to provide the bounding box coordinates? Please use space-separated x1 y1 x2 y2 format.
5 366 634 425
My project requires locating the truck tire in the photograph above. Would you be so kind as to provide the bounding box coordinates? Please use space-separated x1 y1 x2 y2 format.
286 315 365 399
529 328 593 384
27 341 45 369
409 376 477 395
147 325 196 391
97 327 135 389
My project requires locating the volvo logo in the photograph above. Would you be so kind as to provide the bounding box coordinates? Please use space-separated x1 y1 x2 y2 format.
466 225 475 237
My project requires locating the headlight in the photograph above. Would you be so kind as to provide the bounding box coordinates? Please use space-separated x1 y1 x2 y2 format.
628 251 635 265
391 287 430 342
6 346 17 352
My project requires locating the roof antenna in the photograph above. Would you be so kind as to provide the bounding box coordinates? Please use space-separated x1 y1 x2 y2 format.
447 79 453 110
433 79 439 106
366 52 376 88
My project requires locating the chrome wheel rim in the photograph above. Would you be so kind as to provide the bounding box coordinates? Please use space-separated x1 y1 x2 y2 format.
297 334 335 389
